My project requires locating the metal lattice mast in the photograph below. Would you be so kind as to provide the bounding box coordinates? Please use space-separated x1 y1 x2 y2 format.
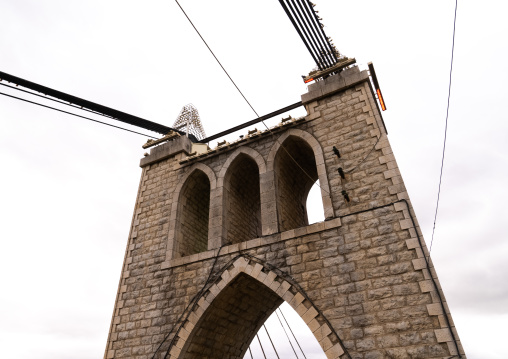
172 104 206 141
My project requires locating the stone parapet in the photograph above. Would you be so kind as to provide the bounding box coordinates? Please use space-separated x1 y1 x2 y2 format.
140 135 192 167
302 66 370 104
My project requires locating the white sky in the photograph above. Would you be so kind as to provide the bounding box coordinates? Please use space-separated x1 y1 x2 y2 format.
0 1 507 358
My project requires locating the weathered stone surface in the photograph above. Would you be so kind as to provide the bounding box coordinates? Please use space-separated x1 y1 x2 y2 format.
104 70 465 359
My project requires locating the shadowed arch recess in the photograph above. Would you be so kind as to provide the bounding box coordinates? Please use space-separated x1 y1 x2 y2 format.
267 129 333 231
223 153 262 244
183 272 281 358
274 135 319 231
167 257 345 359
174 169 211 257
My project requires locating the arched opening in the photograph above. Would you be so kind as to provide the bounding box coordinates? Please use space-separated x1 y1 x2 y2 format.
178 273 329 359
174 169 210 257
163 257 345 359
274 136 320 231
223 154 262 244
245 302 327 359
182 273 282 358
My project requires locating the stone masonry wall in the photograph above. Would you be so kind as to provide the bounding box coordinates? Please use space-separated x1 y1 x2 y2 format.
104 67 466 359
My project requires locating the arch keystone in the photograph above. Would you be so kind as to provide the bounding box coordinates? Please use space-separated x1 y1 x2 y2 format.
233 257 249 270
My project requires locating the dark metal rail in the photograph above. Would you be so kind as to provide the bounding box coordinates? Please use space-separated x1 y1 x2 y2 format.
0 70 178 136
198 101 303 143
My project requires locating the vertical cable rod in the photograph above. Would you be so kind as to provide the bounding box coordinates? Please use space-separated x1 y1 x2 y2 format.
278 308 308 359
257 334 268 359
275 310 300 358
264 324 281 359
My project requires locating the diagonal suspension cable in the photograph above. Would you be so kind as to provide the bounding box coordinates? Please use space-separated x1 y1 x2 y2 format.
279 308 308 359
256 334 268 359
429 0 458 255
264 324 281 359
174 0 259 117
293 0 333 67
0 91 157 138
275 310 300 358
175 0 330 195
279 0 339 69
278 0 322 69
300 0 339 64
0 82 116 120
304 0 338 63
0 70 176 135
284 0 329 68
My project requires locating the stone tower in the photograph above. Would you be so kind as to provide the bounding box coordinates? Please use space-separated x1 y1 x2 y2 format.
104 67 466 359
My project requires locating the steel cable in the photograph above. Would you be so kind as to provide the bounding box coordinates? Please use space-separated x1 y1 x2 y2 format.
264 324 281 359
0 91 156 138
294 0 334 67
275 310 300 359
429 0 458 255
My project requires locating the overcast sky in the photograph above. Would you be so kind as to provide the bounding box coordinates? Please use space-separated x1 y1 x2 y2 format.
0 1 507 358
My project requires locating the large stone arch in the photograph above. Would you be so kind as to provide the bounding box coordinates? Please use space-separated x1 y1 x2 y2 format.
267 129 334 230
166 256 346 359
165 163 218 260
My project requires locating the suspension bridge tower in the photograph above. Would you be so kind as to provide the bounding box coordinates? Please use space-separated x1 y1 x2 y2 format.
104 67 466 358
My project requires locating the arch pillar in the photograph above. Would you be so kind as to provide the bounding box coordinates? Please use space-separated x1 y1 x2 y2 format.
259 170 278 235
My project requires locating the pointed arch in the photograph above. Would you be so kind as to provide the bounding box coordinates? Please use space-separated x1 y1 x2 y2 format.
217 146 278 237
216 147 271 243
165 163 217 259
267 129 333 230
174 162 217 195
217 146 267 186
165 256 346 359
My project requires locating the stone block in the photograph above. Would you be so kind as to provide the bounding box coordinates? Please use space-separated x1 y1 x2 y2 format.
302 306 319 324
325 343 345 359
405 238 419 249
399 219 413 230
140 136 193 167
434 328 453 343
412 258 427 270
419 280 434 293
281 229 295 241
